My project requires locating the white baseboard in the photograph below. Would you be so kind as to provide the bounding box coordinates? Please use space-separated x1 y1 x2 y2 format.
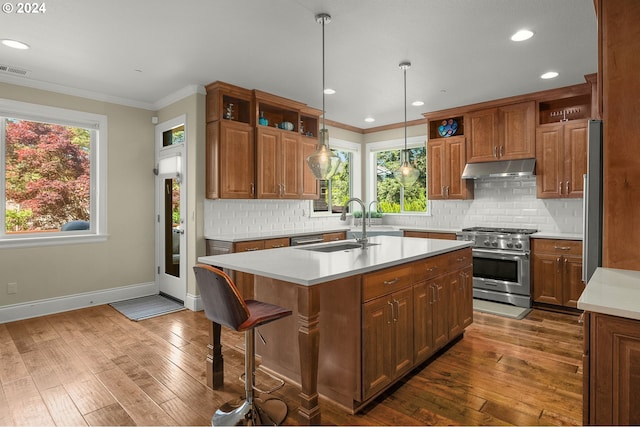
0 282 159 324
185 292 202 312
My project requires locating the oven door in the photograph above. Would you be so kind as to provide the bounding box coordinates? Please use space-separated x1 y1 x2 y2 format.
471 248 530 296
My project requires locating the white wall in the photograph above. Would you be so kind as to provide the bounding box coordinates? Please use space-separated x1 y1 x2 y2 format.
0 82 156 320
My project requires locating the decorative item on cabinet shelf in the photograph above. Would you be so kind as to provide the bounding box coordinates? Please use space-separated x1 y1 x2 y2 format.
438 118 459 137
224 103 234 120
279 121 294 131
259 111 268 126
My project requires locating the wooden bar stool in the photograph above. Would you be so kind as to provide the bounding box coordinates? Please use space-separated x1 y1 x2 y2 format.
193 264 292 426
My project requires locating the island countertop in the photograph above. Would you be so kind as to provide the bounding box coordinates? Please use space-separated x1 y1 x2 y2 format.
198 235 471 286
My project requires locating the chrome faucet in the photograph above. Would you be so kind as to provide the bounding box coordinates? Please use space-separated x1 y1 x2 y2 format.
368 200 379 227
340 197 367 248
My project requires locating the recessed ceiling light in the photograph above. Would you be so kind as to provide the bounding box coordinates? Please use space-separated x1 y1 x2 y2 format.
412 101 424 107
323 88 336 95
364 117 375 123
1 39 30 50
541 71 559 79
511 30 534 42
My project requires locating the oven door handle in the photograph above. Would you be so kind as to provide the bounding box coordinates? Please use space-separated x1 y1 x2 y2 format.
472 248 530 258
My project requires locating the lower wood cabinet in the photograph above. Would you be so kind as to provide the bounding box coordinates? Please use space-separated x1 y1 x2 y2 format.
584 312 640 425
403 230 457 240
362 248 473 400
532 239 584 308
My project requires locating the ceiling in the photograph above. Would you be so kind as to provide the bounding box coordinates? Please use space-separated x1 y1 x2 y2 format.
0 0 597 130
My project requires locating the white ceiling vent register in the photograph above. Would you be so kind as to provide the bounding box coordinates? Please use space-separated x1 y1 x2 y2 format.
0 64 30 77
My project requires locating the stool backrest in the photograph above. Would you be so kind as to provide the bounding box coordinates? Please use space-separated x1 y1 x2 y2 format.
193 264 250 330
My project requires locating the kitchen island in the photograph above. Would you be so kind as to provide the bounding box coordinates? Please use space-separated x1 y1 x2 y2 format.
198 235 472 424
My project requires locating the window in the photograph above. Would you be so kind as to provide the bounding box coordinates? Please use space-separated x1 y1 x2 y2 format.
1 99 107 247
368 136 428 214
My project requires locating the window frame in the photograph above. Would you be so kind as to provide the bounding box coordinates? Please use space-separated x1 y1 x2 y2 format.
310 137 361 217
0 99 108 248
366 135 431 215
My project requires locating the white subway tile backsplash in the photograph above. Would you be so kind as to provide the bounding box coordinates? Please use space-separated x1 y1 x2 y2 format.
204 177 584 236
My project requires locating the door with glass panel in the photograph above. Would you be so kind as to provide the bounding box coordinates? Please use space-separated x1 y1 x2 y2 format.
155 117 186 302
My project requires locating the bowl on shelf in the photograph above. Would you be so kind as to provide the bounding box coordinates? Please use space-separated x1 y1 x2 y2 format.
280 121 294 131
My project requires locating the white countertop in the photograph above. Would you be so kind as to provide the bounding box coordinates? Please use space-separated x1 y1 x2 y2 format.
532 232 582 240
198 235 471 286
578 267 640 321
205 226 350 242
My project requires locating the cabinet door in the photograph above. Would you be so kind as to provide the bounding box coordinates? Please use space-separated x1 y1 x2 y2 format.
427 140 446 200
467 108 498 163
563 121 588 198
280 131 302 198
445 136 471 199
432 279 449 349
459 267 474 329
256 127 280 199
220 121 255 199
301 136 319 199
391 287 413 378
591 313 640 425
206 122 220 199
562 255 585 308
413 281 435 363
362 296 393 399
532 252 563 305
499 101 535 160
536 125 564 198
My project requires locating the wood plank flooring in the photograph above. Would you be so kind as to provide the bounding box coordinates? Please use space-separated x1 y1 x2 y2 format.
0 305 583 426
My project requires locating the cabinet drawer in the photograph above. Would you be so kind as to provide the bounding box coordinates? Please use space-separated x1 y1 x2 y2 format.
234 240 265 252
264 238 289 249
411 254 448 282
323 232 346 242
532 239 582 255
447 248 473 270
363 265 413 302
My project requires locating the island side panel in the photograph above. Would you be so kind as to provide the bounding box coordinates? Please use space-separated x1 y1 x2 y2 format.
254 275 362 412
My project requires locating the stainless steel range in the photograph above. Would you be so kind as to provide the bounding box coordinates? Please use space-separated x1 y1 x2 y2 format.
456 227 537 308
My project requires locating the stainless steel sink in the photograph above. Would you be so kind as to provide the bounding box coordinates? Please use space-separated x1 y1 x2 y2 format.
297 242 380 253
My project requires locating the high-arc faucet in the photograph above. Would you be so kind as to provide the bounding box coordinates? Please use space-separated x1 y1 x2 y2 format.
340 197 368 248
368 200 379 227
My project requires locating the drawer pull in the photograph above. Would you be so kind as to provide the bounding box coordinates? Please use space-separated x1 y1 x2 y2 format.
426 266 438 272
456 257 466 262
244 247 260 251
383 278 400 286
554 246 571 251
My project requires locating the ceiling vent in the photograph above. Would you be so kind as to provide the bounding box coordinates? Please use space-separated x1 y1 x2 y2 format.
0 64 30 77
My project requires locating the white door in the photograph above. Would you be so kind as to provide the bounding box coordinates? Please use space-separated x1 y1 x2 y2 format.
155 116 187 302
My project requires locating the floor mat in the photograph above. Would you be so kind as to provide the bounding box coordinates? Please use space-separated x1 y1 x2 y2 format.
110 295 185 321
473 299 531 320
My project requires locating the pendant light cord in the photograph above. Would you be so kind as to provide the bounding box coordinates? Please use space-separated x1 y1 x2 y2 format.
404 65 407 158
322 17 326 135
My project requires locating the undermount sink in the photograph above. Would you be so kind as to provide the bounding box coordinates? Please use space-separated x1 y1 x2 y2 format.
297 242 380 253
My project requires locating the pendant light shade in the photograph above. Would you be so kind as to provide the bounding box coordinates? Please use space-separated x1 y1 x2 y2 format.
306 13 341 180
393 61 419 187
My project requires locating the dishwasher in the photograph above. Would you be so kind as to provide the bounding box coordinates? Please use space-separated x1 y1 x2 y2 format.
290 234 325 246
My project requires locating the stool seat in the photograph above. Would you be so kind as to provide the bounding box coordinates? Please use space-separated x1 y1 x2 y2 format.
238 300 292 332
194 264 292 426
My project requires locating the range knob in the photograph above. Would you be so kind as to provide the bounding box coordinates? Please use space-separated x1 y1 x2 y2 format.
491 241 498 247
506 242 514 248
515 242 523 249
484 240 491 246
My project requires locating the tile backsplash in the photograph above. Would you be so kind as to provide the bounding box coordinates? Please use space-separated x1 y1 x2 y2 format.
204 177 583 236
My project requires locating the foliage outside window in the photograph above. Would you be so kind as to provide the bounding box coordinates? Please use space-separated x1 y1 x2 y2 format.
375 146 427 213
1 99 106 247
313 149 352 214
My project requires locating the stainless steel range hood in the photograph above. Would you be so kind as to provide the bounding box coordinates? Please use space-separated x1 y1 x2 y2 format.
461 158 536 179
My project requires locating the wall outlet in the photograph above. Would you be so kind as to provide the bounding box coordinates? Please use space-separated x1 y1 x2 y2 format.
7 282 17 294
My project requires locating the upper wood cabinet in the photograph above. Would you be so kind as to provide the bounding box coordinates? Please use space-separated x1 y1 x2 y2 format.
536 120 588 199
428 136 473 200
426 116 473 200
467 101 535 163
205 81 321 200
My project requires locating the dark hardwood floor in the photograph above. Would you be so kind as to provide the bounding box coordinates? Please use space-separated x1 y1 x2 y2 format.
0 304 583 426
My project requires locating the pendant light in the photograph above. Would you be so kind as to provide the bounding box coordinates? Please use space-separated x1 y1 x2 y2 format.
306 13 341 180
393 61 420 187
